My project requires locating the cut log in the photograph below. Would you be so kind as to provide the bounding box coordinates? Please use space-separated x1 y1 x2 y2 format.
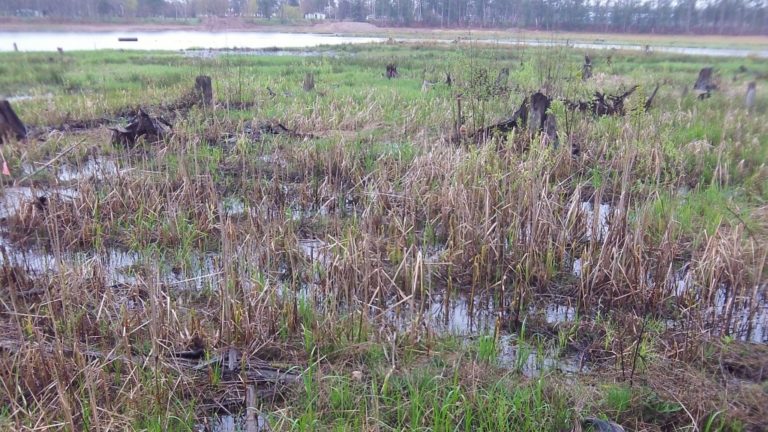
0 100 27 143
109 108 171 147
194 75 213 106
694 67 717 99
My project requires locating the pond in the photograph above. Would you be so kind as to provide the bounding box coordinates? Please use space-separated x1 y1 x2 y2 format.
0 30 383 52
1 30 766 58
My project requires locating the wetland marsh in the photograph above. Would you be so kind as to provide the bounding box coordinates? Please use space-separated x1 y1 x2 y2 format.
0 42 767 431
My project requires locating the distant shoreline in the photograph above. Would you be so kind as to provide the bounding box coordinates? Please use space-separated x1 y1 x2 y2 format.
1 17 767 49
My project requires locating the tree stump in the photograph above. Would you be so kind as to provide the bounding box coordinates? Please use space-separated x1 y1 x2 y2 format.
494 67 510 90
528 92 551 135
0 100 27 143
694 67 717 99
303 73 315 92
581 54 593 81
543 114 559 148
386 64 398 79
746 82 756 111
109 109 171 148
194 75 213 106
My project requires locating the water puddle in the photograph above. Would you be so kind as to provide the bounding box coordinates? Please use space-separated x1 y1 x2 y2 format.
222 196 246 217
543 303 577 325
579 201 611 241
497 335 587 377
56 157 121 182
0 186 78 219
3 93 53 103
0 236 140 285
298 238 330 267
711 284 767 344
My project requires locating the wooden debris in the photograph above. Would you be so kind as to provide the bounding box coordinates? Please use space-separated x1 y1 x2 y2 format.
0 100 27 143
567 85 639 116
228 121 314 143
746 81 756 111
257 121 314 139
470 92 559 147
471 95 529 143
694 67 717 99
195 75 213 106
109 108 171 147
386 63 398 79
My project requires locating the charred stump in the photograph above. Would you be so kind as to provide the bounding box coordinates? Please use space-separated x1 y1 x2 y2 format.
644 84 660 112
694 67 717 99
471 99 527 143
194 75 213 106
109 109 171 147
0 100 27 143
528 92 551 134
168 76 214 110
543 114 559 148
582 54 593 81
386 64 398 79
303 73 315 92
470 92 558 147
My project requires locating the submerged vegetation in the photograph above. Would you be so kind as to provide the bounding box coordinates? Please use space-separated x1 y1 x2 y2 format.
0 42 767 431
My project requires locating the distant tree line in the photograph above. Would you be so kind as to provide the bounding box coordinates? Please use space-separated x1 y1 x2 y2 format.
2 0 766 34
